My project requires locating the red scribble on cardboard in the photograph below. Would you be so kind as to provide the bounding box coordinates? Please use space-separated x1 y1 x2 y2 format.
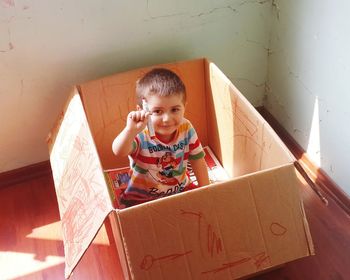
180 209 222 257
201 258 251 274
233 100 258 137
140 251 192 271
252 252 271 269
0 28 14 53
180 209 203 253
1 0 15 8
270 222 287 236
201 252 270 275
179 209 202 219
207 224 223 257
62 197 94 267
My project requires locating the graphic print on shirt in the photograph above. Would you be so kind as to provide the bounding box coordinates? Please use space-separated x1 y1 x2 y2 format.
156 152 179 185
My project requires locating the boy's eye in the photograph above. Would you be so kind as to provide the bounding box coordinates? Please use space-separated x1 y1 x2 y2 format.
152 109 162 115
171 107 181 113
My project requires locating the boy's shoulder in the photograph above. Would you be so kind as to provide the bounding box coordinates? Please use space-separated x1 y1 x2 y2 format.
178 118 193 133
180 118 192 127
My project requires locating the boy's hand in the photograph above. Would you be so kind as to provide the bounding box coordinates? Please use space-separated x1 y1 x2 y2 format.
126 109 151 135
112 108 152 157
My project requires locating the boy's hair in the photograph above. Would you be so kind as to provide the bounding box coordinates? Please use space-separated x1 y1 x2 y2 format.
136 68 186 105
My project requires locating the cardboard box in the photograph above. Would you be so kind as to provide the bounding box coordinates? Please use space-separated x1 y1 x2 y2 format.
47 58 314 279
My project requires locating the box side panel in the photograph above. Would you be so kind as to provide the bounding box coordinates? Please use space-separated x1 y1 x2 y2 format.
248 164 313 263
79 58 208 170
204 60 295 177
49 91 113 278
109 211 131 279
117 164 312 280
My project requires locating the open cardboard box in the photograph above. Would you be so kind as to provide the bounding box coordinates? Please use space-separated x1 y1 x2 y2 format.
47 58 314 279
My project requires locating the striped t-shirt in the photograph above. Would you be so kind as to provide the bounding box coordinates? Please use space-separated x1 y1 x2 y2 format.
119 118 205 207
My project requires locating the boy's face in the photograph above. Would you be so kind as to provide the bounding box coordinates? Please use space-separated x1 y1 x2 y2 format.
145 93 185 142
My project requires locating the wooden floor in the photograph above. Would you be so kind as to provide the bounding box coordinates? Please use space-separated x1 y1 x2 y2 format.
0 174 123 280
0 169 349 280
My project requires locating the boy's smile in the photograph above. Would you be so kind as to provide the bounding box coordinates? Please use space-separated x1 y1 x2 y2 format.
145 93 185 143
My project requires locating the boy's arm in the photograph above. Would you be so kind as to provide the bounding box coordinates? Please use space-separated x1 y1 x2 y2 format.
112 127 138 157
189 157 210 187
112 110 150 157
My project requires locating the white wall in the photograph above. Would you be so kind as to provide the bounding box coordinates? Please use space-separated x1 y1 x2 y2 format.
266 0 350 195
0 0 271 173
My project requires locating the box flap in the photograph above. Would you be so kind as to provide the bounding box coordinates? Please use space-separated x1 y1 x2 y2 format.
116 163 312 280
204 59 296 177
48 89 113 278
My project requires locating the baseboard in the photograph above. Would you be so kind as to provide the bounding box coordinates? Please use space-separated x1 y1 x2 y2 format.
0 161 52 189
257 106 350 216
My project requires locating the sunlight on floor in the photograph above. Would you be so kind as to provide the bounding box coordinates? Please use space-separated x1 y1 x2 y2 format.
26 221 62 241
26 221 110 245
0 251 65 279
0 221 110 279
307 96 321 166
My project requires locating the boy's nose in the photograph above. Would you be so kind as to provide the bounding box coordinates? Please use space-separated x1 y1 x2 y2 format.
162 113 170 122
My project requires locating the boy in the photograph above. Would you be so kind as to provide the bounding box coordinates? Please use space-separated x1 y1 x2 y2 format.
112 68 209 208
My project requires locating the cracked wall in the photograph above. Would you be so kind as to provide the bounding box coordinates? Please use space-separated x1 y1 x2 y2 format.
0 0 272 173
266 0 350 195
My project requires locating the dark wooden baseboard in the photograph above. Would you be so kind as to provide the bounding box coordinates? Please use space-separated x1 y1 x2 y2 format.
257 106 350 216
0 160 52 189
